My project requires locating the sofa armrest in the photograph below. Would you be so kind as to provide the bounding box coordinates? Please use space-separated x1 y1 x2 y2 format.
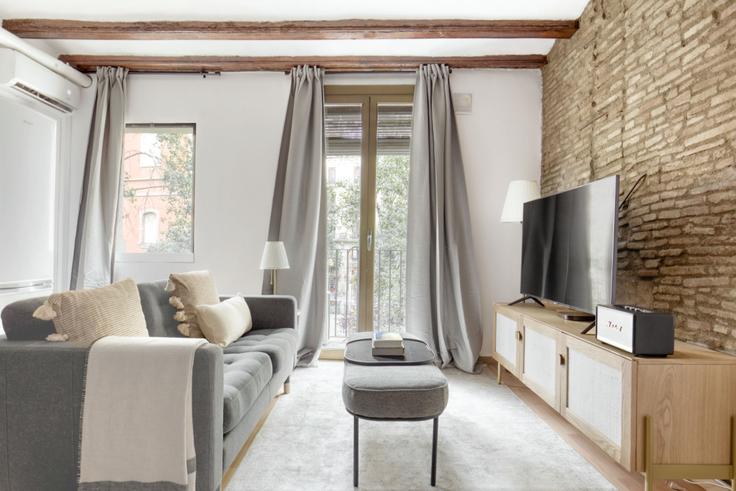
221 295 297 331
192 343 224 491
0 340 224 491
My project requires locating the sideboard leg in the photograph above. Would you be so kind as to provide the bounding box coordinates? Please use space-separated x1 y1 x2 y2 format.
731 416 735 491
496 361 502 385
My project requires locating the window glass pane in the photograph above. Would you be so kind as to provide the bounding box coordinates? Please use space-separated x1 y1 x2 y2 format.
121 125 194 254
325 103 362 341
373 103 411 333
138 133 160 167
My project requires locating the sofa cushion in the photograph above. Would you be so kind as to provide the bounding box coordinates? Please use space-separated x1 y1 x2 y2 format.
222 351 273 434
225 328 297 381
137 281 181 338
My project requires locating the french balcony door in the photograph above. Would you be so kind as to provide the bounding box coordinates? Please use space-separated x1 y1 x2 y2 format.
324 86 413 343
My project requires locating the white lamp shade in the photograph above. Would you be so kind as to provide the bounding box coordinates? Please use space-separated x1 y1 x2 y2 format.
260 241 290 270
500 180 541 222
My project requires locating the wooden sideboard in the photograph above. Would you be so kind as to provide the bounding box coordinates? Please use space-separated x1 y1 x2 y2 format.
492 302 736 490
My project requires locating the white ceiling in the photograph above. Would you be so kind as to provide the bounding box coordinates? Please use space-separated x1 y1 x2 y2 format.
1 0 589 22
2 0 587 59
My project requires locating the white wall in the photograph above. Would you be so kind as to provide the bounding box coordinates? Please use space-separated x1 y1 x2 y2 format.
114 72 290 294
64 69 541 355
451 70 542 355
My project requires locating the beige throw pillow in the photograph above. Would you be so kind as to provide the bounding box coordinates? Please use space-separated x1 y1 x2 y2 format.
195 296 253 347
167 270 219 338
32 278 148 346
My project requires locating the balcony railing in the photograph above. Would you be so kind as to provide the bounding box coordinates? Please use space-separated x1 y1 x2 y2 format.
327 247 406 339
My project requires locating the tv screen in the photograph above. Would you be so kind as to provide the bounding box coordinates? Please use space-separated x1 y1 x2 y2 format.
520 175 619 314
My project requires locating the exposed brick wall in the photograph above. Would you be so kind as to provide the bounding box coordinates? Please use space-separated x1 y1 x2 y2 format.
541 0 736 351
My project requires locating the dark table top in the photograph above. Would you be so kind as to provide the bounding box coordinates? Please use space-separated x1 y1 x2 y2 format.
344 336 435 366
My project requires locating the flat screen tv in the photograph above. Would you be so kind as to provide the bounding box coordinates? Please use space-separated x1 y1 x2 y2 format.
520 175 619 314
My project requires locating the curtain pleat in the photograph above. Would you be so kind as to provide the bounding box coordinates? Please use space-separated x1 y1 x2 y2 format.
263 66 327 366
70 66 128 290
406 64 483 373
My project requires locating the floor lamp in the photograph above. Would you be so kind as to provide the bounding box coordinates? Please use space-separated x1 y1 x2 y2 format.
260 241 290 294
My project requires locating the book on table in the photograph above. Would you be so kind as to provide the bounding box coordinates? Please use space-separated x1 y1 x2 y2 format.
372 331 405 357
372 331 404 348
371 346 405 357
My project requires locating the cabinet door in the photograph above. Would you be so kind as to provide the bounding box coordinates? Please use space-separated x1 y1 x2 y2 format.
520 318 560 410
492 308 521 376
560 335 634 470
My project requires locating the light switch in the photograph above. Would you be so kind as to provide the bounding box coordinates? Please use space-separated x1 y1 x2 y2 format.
453 93 472 113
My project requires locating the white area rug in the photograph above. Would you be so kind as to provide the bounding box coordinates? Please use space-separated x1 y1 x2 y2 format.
229 361 614 490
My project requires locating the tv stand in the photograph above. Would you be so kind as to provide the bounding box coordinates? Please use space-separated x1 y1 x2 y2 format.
491 302 736 488
508 295 544 307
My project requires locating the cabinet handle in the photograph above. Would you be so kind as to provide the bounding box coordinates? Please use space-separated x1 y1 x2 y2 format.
516 331 523 342
559 354 566 366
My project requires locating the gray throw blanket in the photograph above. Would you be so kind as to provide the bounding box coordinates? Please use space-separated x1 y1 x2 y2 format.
78 336 207 491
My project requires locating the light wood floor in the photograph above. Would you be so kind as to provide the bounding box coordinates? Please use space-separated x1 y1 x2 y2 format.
483 360 708 491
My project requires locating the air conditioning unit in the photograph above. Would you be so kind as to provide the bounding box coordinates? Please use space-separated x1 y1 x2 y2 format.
0 48 80 113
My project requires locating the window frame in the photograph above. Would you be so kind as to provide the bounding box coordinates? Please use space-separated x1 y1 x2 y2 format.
116 123 196 264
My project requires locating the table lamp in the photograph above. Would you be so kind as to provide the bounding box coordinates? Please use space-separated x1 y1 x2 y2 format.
260 241 290 294
500 180 541 222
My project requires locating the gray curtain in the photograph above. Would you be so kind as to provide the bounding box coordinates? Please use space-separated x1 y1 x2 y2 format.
263 66 327 367
406 64 482 373
70 67 128 290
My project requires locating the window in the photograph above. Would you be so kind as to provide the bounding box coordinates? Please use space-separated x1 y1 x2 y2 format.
118 124 195 261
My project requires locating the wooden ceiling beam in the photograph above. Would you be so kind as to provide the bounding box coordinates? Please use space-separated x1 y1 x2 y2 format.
5 18 578 40
58 55 548 73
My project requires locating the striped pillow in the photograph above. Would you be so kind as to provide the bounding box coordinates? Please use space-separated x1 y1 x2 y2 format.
32 278 148 346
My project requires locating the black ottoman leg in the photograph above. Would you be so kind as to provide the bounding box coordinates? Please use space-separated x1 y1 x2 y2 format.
354 415 359 487
431 417 438 486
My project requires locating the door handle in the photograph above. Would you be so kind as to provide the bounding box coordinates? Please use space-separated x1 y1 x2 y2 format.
516 331 523 342
366 230 373 252
559 354 566 366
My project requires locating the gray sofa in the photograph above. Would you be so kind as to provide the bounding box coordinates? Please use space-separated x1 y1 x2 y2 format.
0 281 297 491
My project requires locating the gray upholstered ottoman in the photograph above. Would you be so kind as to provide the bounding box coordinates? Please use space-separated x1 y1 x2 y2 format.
342 334 449 487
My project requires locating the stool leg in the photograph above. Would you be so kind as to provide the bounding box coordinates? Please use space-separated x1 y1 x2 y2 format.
354 415 359 487
431 417 438 486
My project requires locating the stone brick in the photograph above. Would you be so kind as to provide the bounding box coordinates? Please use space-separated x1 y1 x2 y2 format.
542 0 736 353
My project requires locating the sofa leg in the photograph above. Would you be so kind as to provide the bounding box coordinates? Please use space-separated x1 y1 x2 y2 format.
283 377 291 395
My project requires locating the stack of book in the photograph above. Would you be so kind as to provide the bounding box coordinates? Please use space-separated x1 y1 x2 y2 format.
372 331 405 357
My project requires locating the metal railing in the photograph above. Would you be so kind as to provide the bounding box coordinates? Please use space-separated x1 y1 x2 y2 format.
327 247 406 339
